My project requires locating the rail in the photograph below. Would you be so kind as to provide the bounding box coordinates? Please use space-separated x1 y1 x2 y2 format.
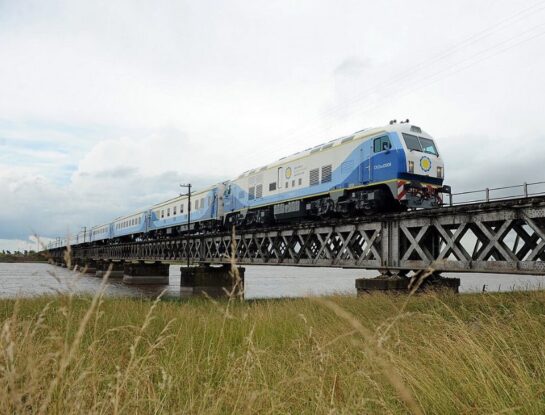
48 196 545 275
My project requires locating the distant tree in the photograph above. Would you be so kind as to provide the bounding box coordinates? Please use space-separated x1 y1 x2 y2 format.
6 250 11 255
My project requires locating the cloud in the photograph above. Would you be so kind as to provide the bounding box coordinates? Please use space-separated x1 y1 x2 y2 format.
0 236 53 253
0 127 229 241
1 0 545 250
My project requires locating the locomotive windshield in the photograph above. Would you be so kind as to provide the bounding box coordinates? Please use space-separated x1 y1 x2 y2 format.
402 133 438 156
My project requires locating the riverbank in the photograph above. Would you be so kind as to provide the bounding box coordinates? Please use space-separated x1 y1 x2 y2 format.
0 291 544 414
0 253 47 263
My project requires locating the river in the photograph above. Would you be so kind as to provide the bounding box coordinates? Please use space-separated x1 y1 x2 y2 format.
1 263 545 300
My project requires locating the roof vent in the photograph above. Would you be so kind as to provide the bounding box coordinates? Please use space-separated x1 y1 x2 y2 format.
410 125 422 133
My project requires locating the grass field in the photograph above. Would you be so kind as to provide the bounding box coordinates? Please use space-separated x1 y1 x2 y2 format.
1 286 545 414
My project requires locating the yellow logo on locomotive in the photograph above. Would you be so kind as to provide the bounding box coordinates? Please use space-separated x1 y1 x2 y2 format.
420 156 431 172
285 167 292 179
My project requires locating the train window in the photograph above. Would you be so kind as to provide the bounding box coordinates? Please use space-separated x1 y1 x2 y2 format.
419 137 438 156
321 165 332 183
292 180 295 187
180 204 184 214
195 200 198 210
248 186 255 200
173 206 177 215
310 168 319 186
298 178 302 186
373 136 391 153
167 208 170 217
256 184 263 198
269 182 277 191
200 199 204 209
402 133 422 152
285 181 289 188
161 210 164 218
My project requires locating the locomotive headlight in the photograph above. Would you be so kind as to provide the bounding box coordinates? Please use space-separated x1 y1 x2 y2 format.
437 166 443 178
408 161 414 173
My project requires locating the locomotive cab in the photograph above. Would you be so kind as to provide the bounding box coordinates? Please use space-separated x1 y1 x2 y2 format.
395 123 447 209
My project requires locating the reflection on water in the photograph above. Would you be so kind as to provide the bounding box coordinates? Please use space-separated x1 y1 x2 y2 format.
1 263 545 300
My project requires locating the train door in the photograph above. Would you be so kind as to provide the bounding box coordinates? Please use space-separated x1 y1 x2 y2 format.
359 143 372 183
210 190 216 218
278 167 284 189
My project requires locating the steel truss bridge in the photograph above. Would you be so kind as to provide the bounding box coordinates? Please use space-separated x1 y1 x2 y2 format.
51 195 545 277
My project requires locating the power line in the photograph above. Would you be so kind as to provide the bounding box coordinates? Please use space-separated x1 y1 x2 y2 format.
233 2 545 167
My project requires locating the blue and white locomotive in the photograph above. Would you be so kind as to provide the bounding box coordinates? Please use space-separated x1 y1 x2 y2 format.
51 121 449 247
222 120 447 227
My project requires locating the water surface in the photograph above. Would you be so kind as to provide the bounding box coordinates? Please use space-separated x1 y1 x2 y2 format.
1 263 545 300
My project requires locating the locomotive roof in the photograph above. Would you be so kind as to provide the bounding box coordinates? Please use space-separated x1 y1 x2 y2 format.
237 122 427 178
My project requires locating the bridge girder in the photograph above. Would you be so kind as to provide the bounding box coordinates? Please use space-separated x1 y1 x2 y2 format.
49 197 545 275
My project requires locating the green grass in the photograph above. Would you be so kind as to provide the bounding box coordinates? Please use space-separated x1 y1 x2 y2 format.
1 289 545 414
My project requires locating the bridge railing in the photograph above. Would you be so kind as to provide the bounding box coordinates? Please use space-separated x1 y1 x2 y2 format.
447 181 545 206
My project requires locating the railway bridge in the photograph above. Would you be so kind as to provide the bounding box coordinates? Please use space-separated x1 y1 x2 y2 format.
48 190 545 296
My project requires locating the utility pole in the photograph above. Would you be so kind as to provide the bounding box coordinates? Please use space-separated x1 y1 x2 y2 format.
180 183 192 268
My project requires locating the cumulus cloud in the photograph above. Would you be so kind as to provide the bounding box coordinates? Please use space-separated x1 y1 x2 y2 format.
0 236 53 253
0 128 227 240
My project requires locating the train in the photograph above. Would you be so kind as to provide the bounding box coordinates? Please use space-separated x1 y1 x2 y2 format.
51 120 450 248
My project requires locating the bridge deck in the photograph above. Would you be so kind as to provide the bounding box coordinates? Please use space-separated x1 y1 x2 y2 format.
49 196 545 275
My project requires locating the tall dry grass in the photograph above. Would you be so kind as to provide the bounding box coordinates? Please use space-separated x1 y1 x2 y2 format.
0 287 545 414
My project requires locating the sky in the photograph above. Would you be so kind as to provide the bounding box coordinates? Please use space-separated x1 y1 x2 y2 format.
1 0 545 251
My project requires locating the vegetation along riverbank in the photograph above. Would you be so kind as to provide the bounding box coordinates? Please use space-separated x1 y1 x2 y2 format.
0 289 544 414
0 250 46 263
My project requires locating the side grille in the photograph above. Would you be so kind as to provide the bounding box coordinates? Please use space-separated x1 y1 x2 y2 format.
321 165 332 183
310 168 319 186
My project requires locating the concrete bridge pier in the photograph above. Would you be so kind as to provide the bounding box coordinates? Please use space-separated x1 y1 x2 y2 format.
70 258 81 271
123 261 170 284
180 264 245 298
356 271 460 295
80 259 98 275
96 261 124 279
